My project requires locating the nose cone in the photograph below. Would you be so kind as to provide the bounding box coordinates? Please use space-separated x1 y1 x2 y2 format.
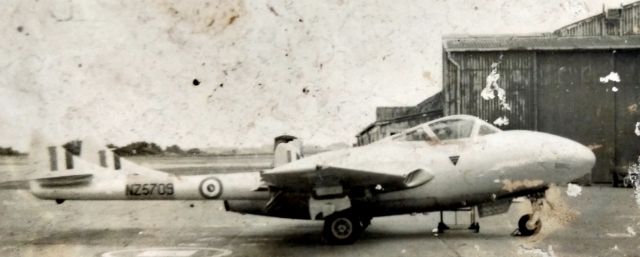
575 142 596 175
538 132 596 182
557 138 596 180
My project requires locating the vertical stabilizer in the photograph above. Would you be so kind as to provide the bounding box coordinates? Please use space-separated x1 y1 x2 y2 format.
27 133 167 179
273 135 303 167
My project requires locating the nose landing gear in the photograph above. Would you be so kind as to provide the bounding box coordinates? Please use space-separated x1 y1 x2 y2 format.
514 197 543 236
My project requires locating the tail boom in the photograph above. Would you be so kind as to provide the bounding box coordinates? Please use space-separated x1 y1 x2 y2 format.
29 172 270 201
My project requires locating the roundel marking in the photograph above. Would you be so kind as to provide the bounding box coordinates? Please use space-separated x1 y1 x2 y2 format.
199 177 223 199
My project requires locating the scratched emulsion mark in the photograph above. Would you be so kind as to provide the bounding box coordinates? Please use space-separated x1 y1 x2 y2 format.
480 55 511 127
599 71 621 92
517 245 556 257
628 157 640 207
100 247 232 257
606 226 637 238
565 183 582 197
500 179 543 193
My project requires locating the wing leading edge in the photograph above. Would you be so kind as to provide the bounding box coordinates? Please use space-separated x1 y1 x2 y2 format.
261 165 434 192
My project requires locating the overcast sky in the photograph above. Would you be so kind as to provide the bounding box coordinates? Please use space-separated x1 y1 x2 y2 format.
0 0 629 151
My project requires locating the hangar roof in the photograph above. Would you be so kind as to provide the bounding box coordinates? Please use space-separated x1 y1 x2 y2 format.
443 35 640 52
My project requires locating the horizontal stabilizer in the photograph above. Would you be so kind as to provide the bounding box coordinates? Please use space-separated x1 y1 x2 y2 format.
35 173 93 187
0 180 30 190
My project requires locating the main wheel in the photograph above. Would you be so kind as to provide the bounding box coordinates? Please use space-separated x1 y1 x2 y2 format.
323 212 362 244
517 214 541 236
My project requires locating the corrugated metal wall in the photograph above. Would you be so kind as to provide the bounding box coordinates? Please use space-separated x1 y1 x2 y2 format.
376 107 416 121
556 16 605 37
443 49 640 182
356 111 443 146
622 3 640 35
536 51 616 182
443 49 459 116
555 2 640 36
444 51 536 130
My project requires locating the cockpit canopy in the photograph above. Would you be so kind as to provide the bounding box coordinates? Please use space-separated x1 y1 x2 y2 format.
392 115 501 142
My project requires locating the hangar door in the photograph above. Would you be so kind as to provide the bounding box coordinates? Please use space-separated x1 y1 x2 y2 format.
614 50 640 174
537 51 615 182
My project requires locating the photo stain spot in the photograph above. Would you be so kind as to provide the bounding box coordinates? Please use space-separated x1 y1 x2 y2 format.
302 88 310 94
268 5 279 16
298 18 303 23
193 79 201 86
78 63 82 68
189 204 194 208
219 83 224 88
16 26 23 33
228 15 239 25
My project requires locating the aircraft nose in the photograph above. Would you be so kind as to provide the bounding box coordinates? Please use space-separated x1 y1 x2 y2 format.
575 142 596 171
562 139 596 178
541 133 596 180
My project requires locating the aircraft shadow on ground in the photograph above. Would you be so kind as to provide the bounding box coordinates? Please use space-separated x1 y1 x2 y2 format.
29 228 177 246
259 224 514 245
25 225 514 247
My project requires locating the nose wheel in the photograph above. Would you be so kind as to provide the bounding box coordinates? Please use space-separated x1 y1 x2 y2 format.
517 214 541 236
514 197 543 236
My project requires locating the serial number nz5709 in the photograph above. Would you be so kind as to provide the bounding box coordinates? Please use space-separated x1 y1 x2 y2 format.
125 183 174 196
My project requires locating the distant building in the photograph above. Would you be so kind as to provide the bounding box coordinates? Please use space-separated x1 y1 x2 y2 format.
442 2 640 183
356 92 443 146
554 2 640 37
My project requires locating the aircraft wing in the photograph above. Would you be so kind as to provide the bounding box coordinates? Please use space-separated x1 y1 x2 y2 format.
261 164 433 191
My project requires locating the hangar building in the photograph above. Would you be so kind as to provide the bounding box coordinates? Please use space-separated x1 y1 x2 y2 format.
356 92 443 146
442 2 640 183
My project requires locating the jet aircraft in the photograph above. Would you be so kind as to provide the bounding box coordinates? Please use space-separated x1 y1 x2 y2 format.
6 115 595 244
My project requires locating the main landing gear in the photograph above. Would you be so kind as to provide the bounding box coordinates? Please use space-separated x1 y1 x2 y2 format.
514 197 543 236
323 211 370 244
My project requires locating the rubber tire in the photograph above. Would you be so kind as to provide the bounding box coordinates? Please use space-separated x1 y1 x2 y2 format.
518 214 541 236
323 212 362 244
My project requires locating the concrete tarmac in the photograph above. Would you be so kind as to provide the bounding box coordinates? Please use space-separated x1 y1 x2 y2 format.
0 186 639 257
